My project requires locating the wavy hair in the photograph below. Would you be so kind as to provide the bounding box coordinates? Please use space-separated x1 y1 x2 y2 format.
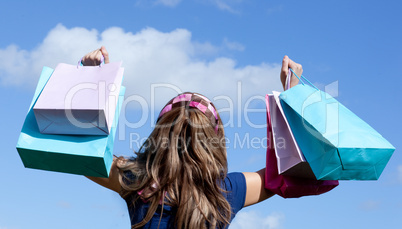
117 95 231 228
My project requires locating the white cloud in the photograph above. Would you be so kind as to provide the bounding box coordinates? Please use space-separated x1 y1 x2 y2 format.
210 0 243 14
223 38 245 51
136 0 243 12
135 0 182 7
0 24 100 86
230 211 285 229
154 0 182 7
0 24 282 109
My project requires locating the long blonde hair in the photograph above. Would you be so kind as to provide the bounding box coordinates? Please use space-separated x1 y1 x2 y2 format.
117 94 231 228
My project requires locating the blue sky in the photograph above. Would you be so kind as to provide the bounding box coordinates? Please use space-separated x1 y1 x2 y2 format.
1 0 401 228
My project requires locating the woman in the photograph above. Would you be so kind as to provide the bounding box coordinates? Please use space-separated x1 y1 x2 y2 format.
84 47 303 228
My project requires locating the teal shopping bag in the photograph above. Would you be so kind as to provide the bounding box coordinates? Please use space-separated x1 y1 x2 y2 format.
279 71 395 180
16 66 126 177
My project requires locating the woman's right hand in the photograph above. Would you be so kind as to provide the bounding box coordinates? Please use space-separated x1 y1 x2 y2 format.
81 46 110 66
280 55 303 90
86 157 122 193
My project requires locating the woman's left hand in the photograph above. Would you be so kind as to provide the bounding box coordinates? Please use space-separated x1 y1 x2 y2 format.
81 46 110 66
280 55 303 90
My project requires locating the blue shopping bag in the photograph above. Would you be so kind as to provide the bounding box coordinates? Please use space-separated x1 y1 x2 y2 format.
279 70 395 180
16 66 125 177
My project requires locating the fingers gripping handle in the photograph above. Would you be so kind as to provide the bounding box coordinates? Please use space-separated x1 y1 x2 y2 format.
78 55 105 68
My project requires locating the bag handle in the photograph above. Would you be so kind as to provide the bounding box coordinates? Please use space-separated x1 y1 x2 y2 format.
285 69 291 90
265 94 276 155
77 55 105 68
265 94 272 130
289 68 319 90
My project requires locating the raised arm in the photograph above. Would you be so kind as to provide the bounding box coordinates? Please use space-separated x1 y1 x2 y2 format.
86 157 121 193
243 169 274 207
81 46 121 193
242 56 303 207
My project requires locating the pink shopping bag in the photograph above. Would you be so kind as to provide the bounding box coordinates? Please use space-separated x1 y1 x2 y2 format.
33 62 124 135
269 92 315 178
265 94 339 198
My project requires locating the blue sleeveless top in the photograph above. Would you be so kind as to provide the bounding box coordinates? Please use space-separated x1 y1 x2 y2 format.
124 172 247 228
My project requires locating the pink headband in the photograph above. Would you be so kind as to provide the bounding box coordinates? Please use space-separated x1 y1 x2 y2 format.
158 92 219 134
